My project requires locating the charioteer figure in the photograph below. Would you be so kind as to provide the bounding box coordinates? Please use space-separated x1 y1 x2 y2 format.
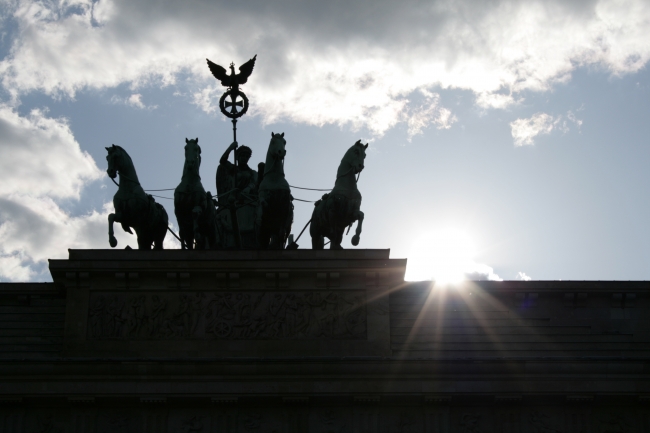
217 142 258 202
216 141 263 248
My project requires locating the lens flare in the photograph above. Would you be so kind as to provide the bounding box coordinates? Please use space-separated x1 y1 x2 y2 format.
405 229 477 284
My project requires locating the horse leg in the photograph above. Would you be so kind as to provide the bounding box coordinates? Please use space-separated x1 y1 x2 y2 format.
330 227 344 250
272 210 289 249
180 217 194 250
108 212 122 248
136 228 152 250
282 198 294 249
327 205 344 249
153 221 167 250
351 210 364 246
153 205 168 250
192 206 203 250
259 223 271 250
154 231 164 250
310 222 324 250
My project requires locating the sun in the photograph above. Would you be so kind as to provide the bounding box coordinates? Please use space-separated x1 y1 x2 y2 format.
405 228 477 284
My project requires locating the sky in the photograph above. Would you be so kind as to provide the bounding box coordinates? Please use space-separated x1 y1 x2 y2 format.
0 0 649 282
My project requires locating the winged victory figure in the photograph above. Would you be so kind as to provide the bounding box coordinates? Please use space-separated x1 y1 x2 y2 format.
206 55 257 91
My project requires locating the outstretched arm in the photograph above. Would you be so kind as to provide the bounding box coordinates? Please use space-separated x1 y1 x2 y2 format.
220 142 238 165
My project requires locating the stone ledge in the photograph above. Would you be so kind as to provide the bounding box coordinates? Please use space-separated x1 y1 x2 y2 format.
64 248 393 261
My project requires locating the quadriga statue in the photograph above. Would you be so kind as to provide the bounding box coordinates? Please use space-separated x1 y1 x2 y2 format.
310 140 367 249
173 138 220 249
105 144 168 249
256 132 293 249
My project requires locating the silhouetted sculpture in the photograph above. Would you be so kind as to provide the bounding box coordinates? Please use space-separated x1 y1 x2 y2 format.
105 145 168 249
173 138 220 249
206 55 257 91
206 55 257 120
216 142 260 248
256 132 293 249
310 140 367 250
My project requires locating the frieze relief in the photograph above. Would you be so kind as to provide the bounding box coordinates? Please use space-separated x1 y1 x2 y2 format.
528 411 563 433
87 290 367 340
0 407 644 433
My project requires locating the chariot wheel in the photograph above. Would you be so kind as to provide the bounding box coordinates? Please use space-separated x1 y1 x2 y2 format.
213 321 232 338
219 89 249 119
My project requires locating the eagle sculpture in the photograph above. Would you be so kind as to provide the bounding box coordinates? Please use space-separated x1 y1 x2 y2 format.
206 55 257 90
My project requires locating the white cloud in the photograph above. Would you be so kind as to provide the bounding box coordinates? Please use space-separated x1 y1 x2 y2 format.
510 112 557 146
567 110 583 130
111 93 157 110
510 109 583 146
0 105 102 197
465 264 503 281
404 89 457 140
0 197 131 265
127 94 143 108
0 106 136 280
516 271 532 281
0 253 34 281
0 0 647 135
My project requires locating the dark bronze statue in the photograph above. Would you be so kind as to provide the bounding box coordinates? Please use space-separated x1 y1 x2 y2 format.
310 140 367 250
106 145 168 249
215 142 261 248
173 138 220 249
256 132 293 249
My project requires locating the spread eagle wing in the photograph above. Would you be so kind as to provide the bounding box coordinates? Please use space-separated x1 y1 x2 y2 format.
235 54 257 85
206 58 232 87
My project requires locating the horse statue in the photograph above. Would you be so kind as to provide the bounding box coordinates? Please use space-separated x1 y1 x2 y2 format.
256 132 294 249
105 144 169 249
173 138 220 249
310 140 367 249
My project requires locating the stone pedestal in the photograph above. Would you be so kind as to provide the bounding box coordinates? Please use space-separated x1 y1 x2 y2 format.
50 249 403 359
0 250 648 432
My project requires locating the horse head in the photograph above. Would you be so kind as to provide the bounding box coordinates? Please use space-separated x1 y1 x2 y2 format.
339 139 368 177
270 132 286 158
264 132 287 174
184 137 201 174
105 144 124 179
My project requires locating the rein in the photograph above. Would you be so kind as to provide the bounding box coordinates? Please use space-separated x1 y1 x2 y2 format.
336 166 362 182
264 150 285 176
109 172 141 187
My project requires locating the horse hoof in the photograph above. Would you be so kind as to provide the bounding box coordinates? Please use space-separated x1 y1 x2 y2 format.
109 236 118 248
351 235 360 246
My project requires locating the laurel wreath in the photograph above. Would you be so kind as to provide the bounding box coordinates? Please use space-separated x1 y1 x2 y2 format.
219 89 249 119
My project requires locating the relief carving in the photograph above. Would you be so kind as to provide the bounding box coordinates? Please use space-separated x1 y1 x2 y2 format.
459 414 480 433
176 416 205 433
32 415 63 433
88 290 366 340
98 413 133 433
243 413 262 432
529 411 563 433
391 412 415 433
321 410 346 433
599 413 628 433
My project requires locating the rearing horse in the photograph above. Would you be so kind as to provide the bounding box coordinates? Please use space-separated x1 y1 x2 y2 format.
310 140 367 249
106 144 168 250
256 132 293 249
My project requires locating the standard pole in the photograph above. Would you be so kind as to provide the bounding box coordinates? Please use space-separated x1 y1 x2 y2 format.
230 118 242 249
